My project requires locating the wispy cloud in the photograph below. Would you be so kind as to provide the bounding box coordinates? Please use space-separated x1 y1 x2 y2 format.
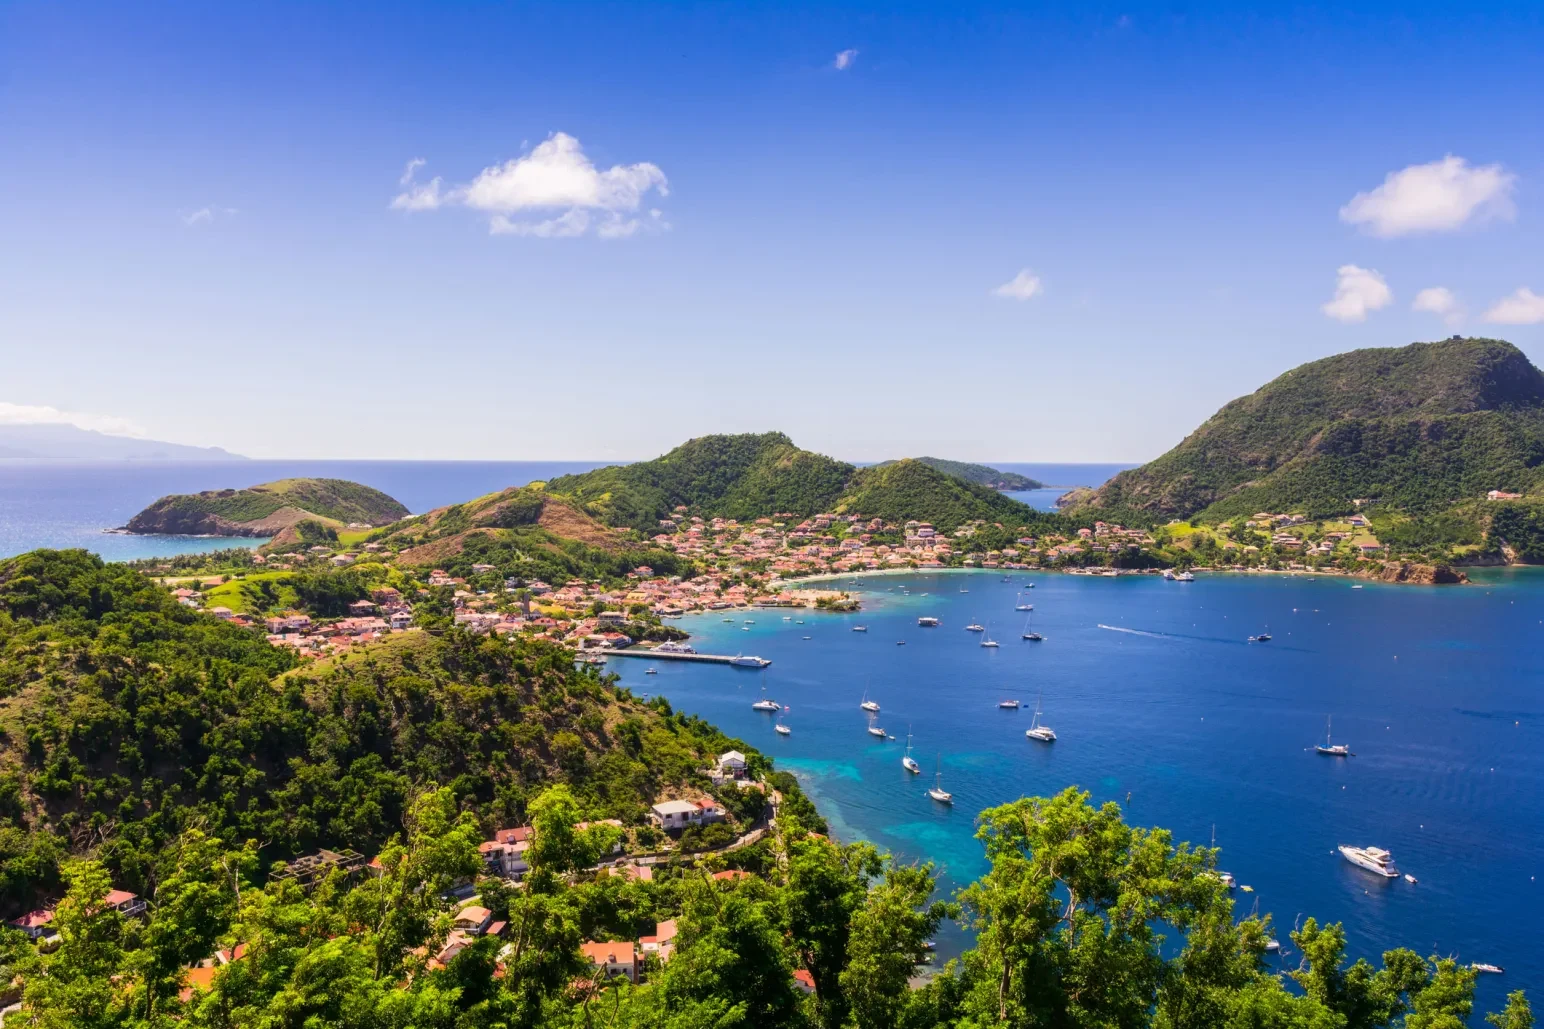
1321 264 1391 322
1483 288 1544 325
0 401 146 437
1339 156 1516 237
991 269 1043 300
1411 287 1463 327
181 206 237 227
399 157 426 186
833 48 859 70
390 133 668 239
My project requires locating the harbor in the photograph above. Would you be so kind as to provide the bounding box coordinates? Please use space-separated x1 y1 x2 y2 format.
606 649 771 668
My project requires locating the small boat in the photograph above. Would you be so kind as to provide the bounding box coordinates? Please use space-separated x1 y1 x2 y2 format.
1175 571 1195 581
1315 716 1350 756
896 640 906 645
744 619 755 624
860 689 880 713
918 616 939 627
903 728 921 773
1025 696 1056 741
801 635 811 640
752 699 781 711
1471 963 1505 975
851 625 868 632
959 588 968 593
742 626 751 631
1015 593 1033 611
998 699 1020 709
1217 871 1237 889
1248 633 1273 642
722 617 734 623
965 623 984 632
1404 874 1417 884
927 757 952 804
775 723 791 735
645 667 657 675
1264 939 1281 953
867 725 888 739
1338 844 1399 878
783 616 792 621
1021 610 1042 641
1025 582 1035 588
981 622 999 647
1351 584 1364 589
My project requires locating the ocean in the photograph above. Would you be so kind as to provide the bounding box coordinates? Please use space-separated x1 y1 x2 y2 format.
629 569 1542 1005
0 460 1122 562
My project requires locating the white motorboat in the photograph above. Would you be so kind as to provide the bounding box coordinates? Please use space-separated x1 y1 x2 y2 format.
1175 571 1195 581
1264 939 1281 952
1025 696 1056 741
645 667 657 675
927 757 952 803
867 725 888 739
918 616 939 627
852 625 868 632
1404 874 1417 884
903 729 921 773
965 622 984 632
775 723 791 735
1338 845 1399 878
998 699 1020 709
1315 716 1350 756
1471 962 1504 974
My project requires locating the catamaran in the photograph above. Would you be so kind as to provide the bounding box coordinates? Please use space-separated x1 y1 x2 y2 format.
903 728 921 773
1025 695 1056 741
1315 716 1350 756
927 756 952 804
965 621 984 632
1338 844 1399 878
751 684 781 712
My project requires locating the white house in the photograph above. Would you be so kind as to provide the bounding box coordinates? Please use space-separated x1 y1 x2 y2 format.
713 750 747 782
650 800 703 830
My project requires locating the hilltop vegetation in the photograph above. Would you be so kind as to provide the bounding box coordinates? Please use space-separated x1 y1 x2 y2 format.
0 549 744 911
1083 338 1544 523
124 478 409 537
874 457 1043 490
547 434 1053 534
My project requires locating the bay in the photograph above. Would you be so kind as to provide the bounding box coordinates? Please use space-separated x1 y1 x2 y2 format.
625 568 1543 1006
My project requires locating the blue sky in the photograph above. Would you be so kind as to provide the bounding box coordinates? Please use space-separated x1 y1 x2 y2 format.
2 2 1541 461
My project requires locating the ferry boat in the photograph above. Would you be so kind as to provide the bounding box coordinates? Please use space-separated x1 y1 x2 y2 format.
1338 844 1399 878
998 699 1020 709
730 654 772 668
927 757 952 804
918 616 940 627
1315 716 1350 756
1025 696 1056 741
903 729 921 773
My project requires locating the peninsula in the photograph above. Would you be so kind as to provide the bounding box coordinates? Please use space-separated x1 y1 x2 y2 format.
121 477 409 538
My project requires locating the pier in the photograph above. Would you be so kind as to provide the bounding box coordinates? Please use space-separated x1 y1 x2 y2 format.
605 649 771 668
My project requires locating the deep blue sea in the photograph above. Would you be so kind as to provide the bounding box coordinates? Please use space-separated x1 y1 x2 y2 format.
0 460 1121 562
621 569 1543 1006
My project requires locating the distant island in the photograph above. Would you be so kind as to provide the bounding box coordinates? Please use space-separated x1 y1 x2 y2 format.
873 457 1043 491
0 423 244 461
121 478 409 539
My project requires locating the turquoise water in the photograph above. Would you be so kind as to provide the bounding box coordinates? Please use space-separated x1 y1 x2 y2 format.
625 569 1543 1004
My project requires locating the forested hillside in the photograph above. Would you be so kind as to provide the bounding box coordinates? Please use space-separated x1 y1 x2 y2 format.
874 457 1043 490
1084 337 1544 522
547 434 1055 534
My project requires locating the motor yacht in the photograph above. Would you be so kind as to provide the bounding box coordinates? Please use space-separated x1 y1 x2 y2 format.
1338 845 1399 878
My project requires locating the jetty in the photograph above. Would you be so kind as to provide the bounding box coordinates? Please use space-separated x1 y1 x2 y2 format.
607 650 771 668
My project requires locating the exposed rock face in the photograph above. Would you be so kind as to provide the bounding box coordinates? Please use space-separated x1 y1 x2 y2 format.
1364 561 1467 585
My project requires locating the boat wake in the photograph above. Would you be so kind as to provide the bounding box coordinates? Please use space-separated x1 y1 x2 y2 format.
1098 624 1171 639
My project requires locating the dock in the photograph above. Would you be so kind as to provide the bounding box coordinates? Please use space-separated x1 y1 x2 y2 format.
605 650 771 668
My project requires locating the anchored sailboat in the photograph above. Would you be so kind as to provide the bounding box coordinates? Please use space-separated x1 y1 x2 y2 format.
903 727 921 774
927 755 952 804
1025 695 1056 741
1315 716 1350 756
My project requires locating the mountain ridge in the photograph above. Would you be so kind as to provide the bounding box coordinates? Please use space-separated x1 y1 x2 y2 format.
0 423 244 461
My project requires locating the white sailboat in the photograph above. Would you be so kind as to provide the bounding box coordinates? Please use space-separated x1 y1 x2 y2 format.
927 756 952 803
1315 716 1350 756
1025 695 1056 741
1209 825 1237 889
1015 593 1033 611
965 620 984 632
903 727 921 773
980 622 999 647
860 686 880 713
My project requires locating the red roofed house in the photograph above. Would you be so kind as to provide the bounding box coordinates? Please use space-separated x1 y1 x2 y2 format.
104 889 146 918
711 869 751 882
639 918 678 963
793 969 817 995
7 908 55 940
581 940 638 983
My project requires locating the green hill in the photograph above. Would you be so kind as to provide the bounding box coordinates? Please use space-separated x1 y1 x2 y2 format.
123 477 409 536
874 457 1043 490
546 433 1047 532
1082 337 1544 521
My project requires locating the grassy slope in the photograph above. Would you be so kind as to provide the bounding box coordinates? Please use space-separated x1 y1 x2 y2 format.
1086 338 1544 521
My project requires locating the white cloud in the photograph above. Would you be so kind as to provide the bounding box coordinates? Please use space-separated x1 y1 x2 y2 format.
393 133 668 238
1483 288 1544 325
181 206 237 227
1321 264 1392 322
834 48 858 70
1412 286 1463 327
399 157 426 186
991 269 1043 300
1339 156 1516 237
0 402 146 437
